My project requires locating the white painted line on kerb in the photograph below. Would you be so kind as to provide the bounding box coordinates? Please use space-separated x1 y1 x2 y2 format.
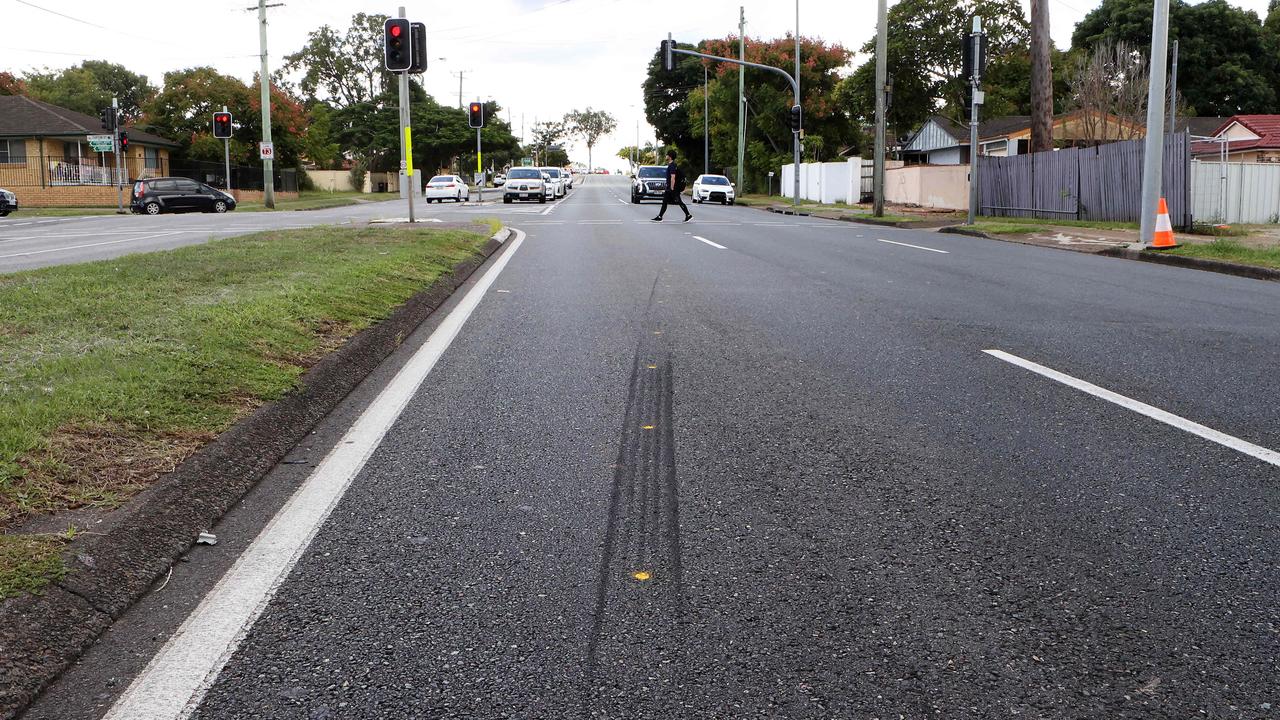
693 235 726 249
104 229 529 720
876 238 949 254
985 349 1280 468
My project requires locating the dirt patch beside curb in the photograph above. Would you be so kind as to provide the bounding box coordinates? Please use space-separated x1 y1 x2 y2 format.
0 227 512 719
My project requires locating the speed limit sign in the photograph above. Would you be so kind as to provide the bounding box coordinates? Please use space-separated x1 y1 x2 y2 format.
258 142 274 160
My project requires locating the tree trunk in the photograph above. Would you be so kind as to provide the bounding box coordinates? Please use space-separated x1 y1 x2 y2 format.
1030 0 1054 153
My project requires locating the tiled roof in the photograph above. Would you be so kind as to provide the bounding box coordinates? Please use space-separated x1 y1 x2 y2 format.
1194 115 1280 154
0 95 180 148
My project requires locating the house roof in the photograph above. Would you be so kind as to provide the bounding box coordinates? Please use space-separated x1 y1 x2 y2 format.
1176 116 1228 137
0 95 180 148
1192 114 1280 155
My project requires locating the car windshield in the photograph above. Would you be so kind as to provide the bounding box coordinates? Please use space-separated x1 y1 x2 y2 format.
638 166 665 178
543 169 561 178
508 169 540 179
701 176 730 186
429 176 452 183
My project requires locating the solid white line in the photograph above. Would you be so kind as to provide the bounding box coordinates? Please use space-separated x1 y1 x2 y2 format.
540 204 554 215
0 231 184 259
984 349 1280 468
103 229 529 720
692 235 726 249
876 238 949 254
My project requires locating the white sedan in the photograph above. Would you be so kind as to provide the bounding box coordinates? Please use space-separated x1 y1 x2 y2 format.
691 174 735 205
425 175 469 203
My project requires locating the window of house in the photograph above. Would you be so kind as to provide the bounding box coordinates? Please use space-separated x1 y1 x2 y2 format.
63 142 84 164
0 139 28 164
1016 139 1030 155
144 147 160 169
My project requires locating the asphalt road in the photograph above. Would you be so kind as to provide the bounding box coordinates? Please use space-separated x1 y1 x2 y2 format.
24 175 1279 719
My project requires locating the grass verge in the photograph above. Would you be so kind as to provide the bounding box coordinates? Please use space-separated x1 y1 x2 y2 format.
973 216 1139 233
1160 238 1280 270
0 534 67 598
0 222 491 597
238 190 372 212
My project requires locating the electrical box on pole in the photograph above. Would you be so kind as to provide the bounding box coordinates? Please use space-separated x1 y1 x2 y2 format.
212 112 234 139
468 101 485 129
383 18 412 71
409 22 427 73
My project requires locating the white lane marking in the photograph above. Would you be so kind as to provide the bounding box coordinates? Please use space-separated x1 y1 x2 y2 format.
540 204 554 215
0 231 184 259
692 235 726 249
984 349 1280 468
752 222 785 226
103 229 529 720
617 198 628 204
875 238 949 254
581 220 623 225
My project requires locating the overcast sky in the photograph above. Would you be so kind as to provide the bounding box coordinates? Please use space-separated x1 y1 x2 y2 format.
4 0 1272 165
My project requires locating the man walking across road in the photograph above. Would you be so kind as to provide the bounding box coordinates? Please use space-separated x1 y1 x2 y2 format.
652 151 692 223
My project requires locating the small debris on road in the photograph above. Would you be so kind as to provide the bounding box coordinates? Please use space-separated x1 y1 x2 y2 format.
196 532 218 546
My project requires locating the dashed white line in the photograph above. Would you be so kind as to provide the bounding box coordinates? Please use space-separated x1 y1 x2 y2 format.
875 238 949 254
692 235 726 249
984 349 1280 468
103 229 530 720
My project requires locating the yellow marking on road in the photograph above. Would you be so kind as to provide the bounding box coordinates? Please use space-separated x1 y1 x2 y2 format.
641 425 655 430
632 571 652 581
647 364 657 369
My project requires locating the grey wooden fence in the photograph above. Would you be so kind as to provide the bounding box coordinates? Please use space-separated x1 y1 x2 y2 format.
977 134 1192 227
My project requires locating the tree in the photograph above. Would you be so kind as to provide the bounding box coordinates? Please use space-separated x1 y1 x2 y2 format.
618 144 658 165
1029 0 1054 152
1064 40 1149 143
528 121 567 166
840 0 1030 135
0 72 23 96
22 62 155 122
641 41 707 166
301 103 343 169
564 108 616 172
1072 0 1279 115
282 13 393 106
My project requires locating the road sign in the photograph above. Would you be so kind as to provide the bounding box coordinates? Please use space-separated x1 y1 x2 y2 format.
522 157 532 166
88 134 115 152
259 142 274 160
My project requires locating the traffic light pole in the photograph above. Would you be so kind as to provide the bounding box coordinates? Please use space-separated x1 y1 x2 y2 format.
397 8 414 223
223 105 232 192
113 97 125 214
476 127 483 204
967 18 984 226
668 39 800 208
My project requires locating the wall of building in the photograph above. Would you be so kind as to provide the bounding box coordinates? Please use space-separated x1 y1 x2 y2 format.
884 164 970 210
307 170 357 192
230 190 300 203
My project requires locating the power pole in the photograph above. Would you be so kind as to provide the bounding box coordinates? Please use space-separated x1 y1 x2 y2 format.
793 0 801 206
703 65 709 177
1167 39 1179 135
736 6 745 192
451 70 469 109
967 17 984 225
1138 0 1171 246
1029 0 1054 153
873 0 887 217
253 0 282 209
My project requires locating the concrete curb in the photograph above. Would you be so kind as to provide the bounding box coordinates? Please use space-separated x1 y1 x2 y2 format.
936 225 994 239
1099 246 1280 282
756 204 953 229
0 226 514 719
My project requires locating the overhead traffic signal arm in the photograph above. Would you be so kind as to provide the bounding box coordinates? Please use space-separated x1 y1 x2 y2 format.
660 34 802 131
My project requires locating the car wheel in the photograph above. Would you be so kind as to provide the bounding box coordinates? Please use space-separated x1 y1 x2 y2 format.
0 210 8 217
538 195 546 204
504 197 512 204
214 200 228 213
145 202 161 215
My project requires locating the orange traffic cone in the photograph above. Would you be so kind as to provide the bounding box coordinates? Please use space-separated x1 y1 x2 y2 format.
1151 197 1178 248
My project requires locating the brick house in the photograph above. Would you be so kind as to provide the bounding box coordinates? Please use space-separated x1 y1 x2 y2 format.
1191 115 1280 163
0 95 181 207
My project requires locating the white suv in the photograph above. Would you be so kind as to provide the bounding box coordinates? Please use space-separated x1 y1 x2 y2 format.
503 167 549 204
692 174 735 205
540 167 566 198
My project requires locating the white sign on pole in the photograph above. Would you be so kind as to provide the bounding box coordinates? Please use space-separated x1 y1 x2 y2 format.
87 135 115 152
259 142 274 160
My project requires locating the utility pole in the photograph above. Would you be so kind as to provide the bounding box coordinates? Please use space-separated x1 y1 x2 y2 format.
703 65 710 177
1138 0 1171 246
253 0 282 209
736 6 745 192
793 0 801 206
966 16 984 225
873 0 887 217
1167 40 1179 135
451 70 469 109
1029 0 1054 153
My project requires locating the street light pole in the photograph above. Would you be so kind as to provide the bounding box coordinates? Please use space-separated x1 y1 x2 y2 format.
256 0 278 209
703 65 709 177
1138 0 1170 246
792 0 801 208
873 0 888 217
736 6 745 192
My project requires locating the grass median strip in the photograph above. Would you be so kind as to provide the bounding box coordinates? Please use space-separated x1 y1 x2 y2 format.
1159 238 1280 270
0 222 491 597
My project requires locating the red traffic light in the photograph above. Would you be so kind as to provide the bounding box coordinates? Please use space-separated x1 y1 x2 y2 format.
470 104 480 112
390 24 402 37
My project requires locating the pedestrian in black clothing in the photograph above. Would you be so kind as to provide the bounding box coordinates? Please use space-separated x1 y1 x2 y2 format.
652 151 691 222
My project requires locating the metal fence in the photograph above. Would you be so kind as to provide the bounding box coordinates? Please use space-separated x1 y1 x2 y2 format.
169 161 297 193
0 157 169 187
977 134 1192 227
1191 160 1280 224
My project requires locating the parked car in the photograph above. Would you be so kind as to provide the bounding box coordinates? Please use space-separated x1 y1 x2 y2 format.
631 165 668 203
425 175 469 203
130 178 236 215
540 167 566 198
0 188 17 216
493 172 506 187
503 167 548 204
563 169 574 190
691 174 735 205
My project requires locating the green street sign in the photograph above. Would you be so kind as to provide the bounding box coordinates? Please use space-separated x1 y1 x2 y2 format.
522 157 533 166
87 134 115 152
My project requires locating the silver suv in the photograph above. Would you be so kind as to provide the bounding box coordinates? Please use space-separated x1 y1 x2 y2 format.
503 167 549 204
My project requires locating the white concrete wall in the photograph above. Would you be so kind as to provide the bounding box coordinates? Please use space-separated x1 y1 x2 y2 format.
306 170 356 192
781 158 863 204
884 165 970 210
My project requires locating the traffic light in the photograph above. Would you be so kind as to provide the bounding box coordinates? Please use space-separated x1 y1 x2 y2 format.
789 104 802 132
212 112 233 139
468 102 484 129
383 18 412 71
408 22 427 74
660 39 674 72
119 132 129 150
962 32 988 83
100 107 117 131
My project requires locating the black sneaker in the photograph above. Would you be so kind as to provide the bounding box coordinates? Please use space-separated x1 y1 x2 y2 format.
683 214 693 223
651 216 663 222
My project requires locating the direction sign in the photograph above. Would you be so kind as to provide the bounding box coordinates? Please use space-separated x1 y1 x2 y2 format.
259 142 274 160
87 134 115 152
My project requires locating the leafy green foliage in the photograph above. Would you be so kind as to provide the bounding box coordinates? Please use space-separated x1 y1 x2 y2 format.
564 108 617 170
282 13 394 106
22 62 155 123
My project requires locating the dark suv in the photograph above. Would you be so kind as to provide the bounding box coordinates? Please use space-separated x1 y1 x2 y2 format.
631 165 668 203
130 178 237 215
